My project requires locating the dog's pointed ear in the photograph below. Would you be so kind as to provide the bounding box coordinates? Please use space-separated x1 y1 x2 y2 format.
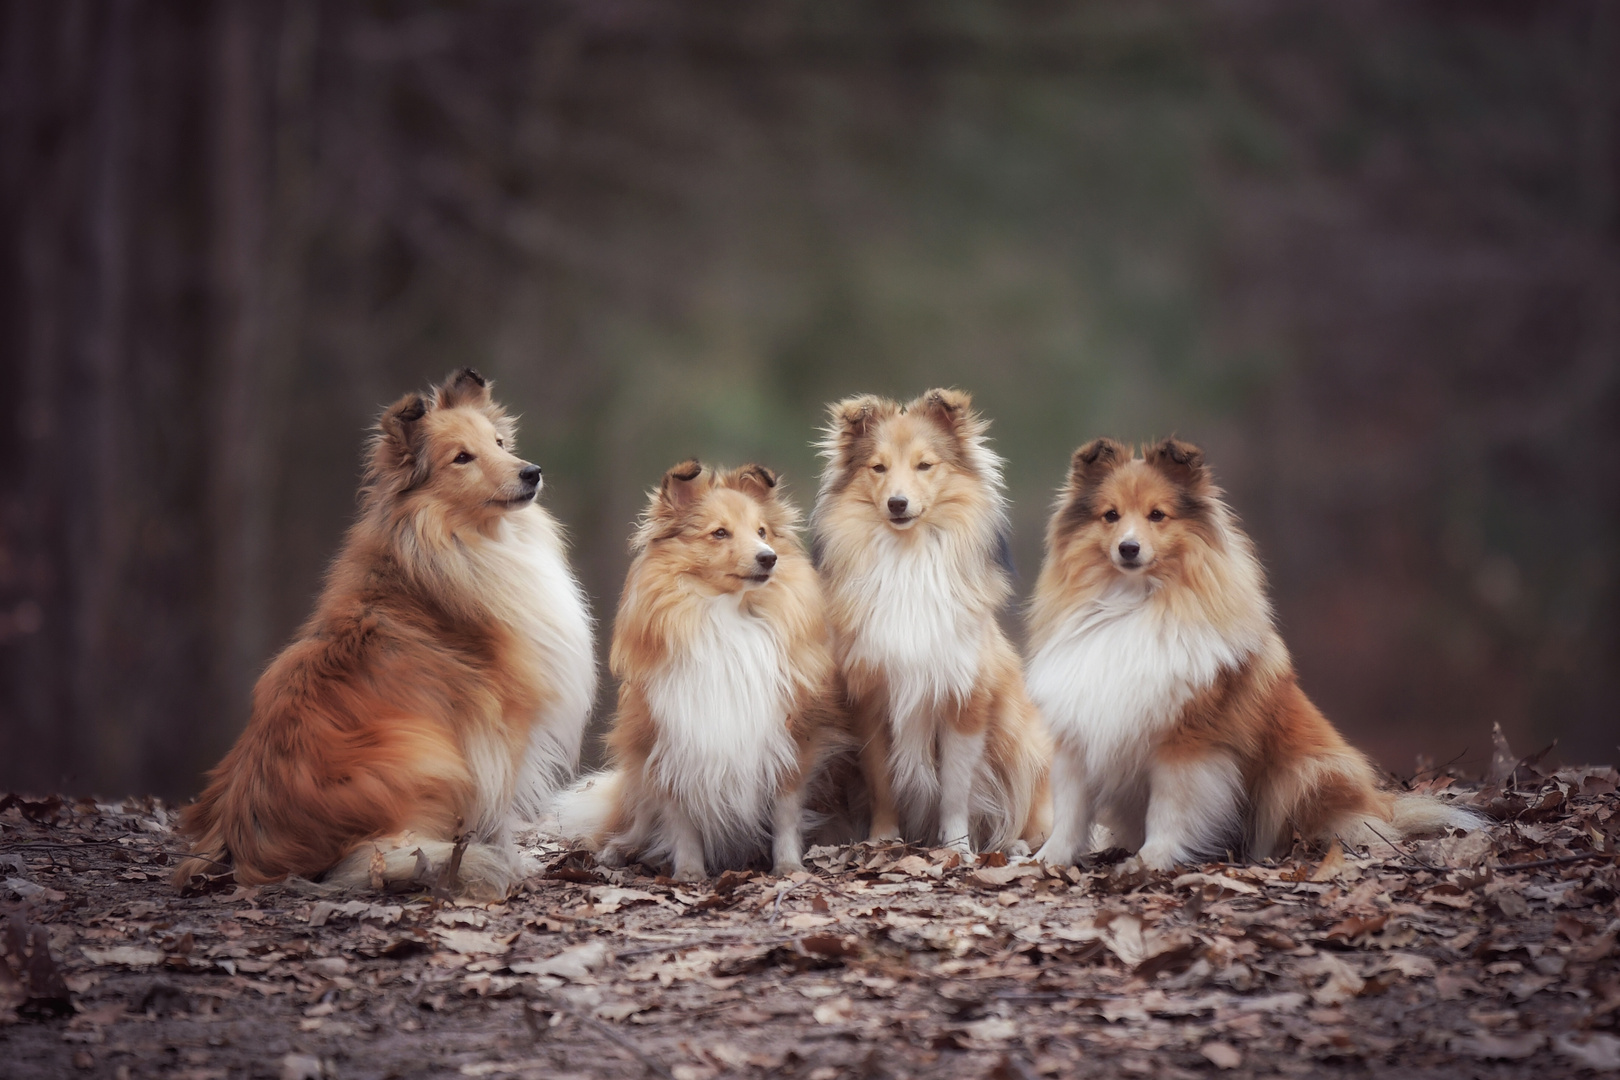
821 394 893 472
732 464 778 502
657 459 709 512
1069 437 1126 488
369 392 432 493
436 367 491 410
1143 436 1207 489
915 387 972 433
828 395 884 439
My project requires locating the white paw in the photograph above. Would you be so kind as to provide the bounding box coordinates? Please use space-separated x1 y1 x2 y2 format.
1034 842 1074 866
1134 845 1178 872
671 863 706 883
596 844 628 869
942 836 974 857
866 827 902 844
1004 840 1032 859
772 858 806 877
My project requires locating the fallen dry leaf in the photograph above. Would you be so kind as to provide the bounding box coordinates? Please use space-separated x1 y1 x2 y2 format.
1200 1041 1242 1069
1553 1031 1620 1072
508 939 611 979
1452 1032 1546 1061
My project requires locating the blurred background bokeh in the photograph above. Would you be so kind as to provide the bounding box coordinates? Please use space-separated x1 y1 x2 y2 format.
2 1 1616 800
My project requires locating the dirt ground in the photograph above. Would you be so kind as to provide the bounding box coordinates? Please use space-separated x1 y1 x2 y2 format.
3 742 1618 1080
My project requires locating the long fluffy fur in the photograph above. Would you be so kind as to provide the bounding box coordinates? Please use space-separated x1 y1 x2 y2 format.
550 461 844 880
1026 437 1481 869
813 389 1050 853
173 369 596 899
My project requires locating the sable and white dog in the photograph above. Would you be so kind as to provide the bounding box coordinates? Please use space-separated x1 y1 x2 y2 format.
1026 437 1480 870
553 461 842 880
175 369 595 898
814 389 1050 854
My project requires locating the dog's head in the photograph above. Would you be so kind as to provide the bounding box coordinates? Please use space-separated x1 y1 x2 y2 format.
365 368 540 528
818 388 996 533
637 460 796 594
1049 436 1219 579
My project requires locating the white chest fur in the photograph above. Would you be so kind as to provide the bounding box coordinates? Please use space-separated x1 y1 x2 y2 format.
837 533 985 719
460 507 598 827
1026 585 1255 776
644 593 797 847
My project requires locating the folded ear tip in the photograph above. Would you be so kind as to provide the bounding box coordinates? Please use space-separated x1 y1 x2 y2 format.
454 367 486 386
394 394 427 423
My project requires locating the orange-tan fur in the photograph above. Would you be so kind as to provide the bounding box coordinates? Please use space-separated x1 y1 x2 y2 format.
173 369 596 898
1026 437 1480 869
813 389 1050 854
552 461 844 880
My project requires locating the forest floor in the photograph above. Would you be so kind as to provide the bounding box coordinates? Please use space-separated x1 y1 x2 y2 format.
3 746 1619 1080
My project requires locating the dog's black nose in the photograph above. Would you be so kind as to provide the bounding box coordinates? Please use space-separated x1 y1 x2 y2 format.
519 464 541 485
1118 540 1140 561
887 496 909 516
756 550 777 571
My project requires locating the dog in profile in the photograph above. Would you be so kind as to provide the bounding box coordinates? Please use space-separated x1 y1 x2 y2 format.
174 369 596 898
553 461 843 880
813 389 1049 855
1026 436 1481 870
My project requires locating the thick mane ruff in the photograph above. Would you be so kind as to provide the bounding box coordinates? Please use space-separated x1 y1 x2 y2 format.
558 459 842 879
811 388 1049 854
1028 435 1482 870
174 367 596 899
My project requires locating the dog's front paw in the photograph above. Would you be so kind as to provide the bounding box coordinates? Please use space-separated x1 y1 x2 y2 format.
1035 840 1076 866
866 826 902 844
1133 845 1179 872
1004 840 1032 859
596 843 628 869
941 836 974 857
772 858 806 877
670 863 707 883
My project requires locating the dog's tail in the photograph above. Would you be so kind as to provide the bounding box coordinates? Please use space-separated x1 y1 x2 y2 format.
540 769 624 846
1332 792 1487 856
1254 742 1486 859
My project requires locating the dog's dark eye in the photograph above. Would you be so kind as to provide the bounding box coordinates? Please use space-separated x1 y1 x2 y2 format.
1103 509 1120 523
757 527 766 538
495 438 504 449
712 528 730 540
453 451 475 464
1148 509 1166 522
916 461 933 471
872 464 887 473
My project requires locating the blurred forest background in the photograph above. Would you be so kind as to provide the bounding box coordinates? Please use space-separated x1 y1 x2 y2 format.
1 1 1616 800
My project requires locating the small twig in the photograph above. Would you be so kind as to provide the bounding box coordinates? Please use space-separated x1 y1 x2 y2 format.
1492 851 1618 872
1405 747 1471 786
768 880 801 927
1364 823 1442 873
159 849 233 869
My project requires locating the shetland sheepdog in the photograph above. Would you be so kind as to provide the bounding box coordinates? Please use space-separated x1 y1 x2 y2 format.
552 461 843 881
174 369 596 898
1026 436 1480 869
813 389 1050 854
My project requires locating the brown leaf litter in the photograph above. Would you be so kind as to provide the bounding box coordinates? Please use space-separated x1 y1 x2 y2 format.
2 745 1618 1079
